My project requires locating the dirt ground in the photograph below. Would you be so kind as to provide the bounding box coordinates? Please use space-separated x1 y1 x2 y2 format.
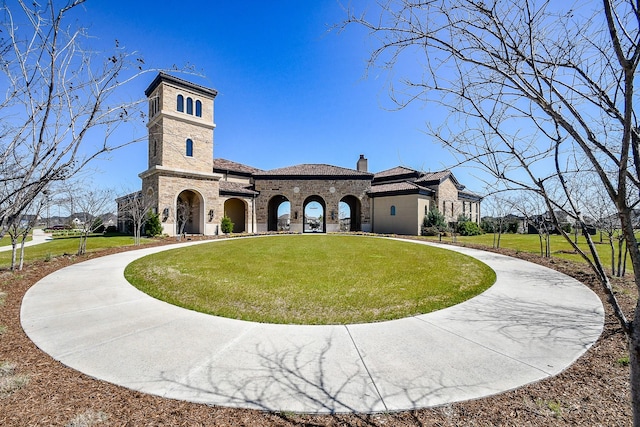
0 237 634 426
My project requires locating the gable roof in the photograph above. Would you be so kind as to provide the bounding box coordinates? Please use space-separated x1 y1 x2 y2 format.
253 164 374 179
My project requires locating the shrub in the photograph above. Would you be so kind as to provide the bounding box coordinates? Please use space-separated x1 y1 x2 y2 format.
145 213 163 237
424 207 446 229
220 216 234 234
421 226 442 236
458 221 483 236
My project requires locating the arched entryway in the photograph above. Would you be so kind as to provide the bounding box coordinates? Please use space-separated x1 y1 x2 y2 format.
304 195 326 233
268 195 290 231
224 198 247 233
176 190 204 235
340 195 362 232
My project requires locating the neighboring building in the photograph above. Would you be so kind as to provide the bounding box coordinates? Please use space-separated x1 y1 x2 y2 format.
118 73 482 236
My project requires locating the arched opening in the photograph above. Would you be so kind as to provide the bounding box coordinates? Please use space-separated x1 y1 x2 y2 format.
176 189 203 235
340 196 362 232
268 196 290 231
304 196 326 233
224 198 247 233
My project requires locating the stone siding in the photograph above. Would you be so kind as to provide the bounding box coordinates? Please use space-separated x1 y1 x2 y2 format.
254 178 371 233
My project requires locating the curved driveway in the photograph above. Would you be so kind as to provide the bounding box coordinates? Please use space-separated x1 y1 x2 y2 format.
20 237 604 414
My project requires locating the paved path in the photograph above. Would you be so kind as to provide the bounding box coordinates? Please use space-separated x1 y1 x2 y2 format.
20 237 604 414
0 228 53 252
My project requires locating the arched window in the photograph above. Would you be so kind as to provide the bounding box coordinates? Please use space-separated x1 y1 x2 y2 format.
177 94 184 112
195 100 202 117
186 97 193 115
390 205 396 216
186 139 193 157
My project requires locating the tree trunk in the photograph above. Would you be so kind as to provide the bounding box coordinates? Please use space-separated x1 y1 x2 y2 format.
618 210 640 426
609 236 616 276
19 239 26 271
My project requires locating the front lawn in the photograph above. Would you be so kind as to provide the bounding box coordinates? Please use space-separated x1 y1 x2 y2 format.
125 235 496 324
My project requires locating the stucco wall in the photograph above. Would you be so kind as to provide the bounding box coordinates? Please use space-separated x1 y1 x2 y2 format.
372 194 424 235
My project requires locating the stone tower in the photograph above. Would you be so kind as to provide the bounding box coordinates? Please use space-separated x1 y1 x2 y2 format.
139 73 222 236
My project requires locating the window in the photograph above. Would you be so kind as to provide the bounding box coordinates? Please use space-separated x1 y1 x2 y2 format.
186 97 193 115
153 140 157 157
186 139 193 157
390 205 396 216
177 95 184 112
195 100 202 117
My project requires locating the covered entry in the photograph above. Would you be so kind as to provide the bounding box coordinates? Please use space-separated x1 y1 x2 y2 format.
176 189 204 234
224 198 247 233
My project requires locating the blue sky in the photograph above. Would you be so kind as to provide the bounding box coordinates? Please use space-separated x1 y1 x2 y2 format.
76 1 461 194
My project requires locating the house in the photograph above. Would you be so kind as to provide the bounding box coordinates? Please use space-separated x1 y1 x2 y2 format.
118 73 482 236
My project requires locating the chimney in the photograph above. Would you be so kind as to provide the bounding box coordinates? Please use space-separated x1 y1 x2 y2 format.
357 154 368 172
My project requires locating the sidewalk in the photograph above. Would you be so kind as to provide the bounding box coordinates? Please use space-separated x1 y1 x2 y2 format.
0 228 53 252
20 237 604 414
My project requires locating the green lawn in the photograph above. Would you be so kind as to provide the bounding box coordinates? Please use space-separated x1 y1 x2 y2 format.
430 232 631 273
0 234 152 268
125 235 496 325
0 234 32 247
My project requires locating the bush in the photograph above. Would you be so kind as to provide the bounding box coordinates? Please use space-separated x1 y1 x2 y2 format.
145 213 163 237
424 207 446 229
220 216 234 234
458 221 483 236
421 226 442 236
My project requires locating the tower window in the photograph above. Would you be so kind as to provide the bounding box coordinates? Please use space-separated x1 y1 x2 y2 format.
186 139 193 157
195 100 202 117
177 95 184 112
186 97 193 115
390 205 396 216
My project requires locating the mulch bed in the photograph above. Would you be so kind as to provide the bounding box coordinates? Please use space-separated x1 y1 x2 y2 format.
0 237 634 426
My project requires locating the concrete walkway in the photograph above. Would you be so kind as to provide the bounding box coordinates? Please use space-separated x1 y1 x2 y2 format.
20 237 604 414
0 228 53 252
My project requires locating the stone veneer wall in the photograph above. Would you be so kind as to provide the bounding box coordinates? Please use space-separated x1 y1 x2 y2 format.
254 178 372 233
143 172 221 236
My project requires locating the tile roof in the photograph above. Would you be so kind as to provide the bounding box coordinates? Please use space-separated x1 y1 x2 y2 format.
213 158 262 175
373 166 420 179
368 181 435 196
415 170 454 184
254 164 374 178
219 180 258 196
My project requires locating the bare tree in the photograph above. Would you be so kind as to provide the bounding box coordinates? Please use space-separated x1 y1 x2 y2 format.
6 196 43 271
344 0 640 421
117 191 154 245
65 185 113 255
0 0 153 240
176 199 190 241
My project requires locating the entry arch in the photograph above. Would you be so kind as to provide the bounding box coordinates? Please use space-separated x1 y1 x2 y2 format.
224 198 247 233
176 189 204 235
303 195 326 233
268 195 290 231
340 195 362 232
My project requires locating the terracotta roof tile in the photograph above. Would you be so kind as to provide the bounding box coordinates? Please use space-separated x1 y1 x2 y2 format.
213 158 262 175
254 164 373 178
219 180 258 196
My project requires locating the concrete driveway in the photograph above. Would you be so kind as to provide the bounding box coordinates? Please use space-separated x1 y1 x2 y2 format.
20 237 604 413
